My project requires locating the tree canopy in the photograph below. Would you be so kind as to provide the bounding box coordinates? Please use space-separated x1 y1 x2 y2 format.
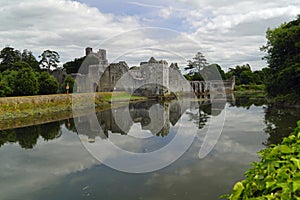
39 50 60 72
261 15 300 99
185 52 208 80
0 47 21 72
63 56 85 74
0 46 61 96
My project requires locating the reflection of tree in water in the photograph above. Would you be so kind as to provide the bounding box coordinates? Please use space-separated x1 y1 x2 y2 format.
264 105 300 145
0 121 61 149
231 92 266 109
232 92 300 146
186 103 211 129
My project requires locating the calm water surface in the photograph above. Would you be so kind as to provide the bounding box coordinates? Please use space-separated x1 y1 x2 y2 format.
0 93 299 200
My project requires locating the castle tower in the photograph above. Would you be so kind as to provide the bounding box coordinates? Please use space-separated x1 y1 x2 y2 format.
97 49 108 65
85 47 93 56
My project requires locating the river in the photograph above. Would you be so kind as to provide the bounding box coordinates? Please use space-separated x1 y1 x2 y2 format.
0 92 299 200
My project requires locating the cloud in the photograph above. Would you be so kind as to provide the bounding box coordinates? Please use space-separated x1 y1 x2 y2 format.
0 0 299 71
0 0 141 63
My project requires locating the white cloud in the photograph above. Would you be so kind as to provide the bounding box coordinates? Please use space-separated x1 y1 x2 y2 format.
0 0 141 62
0 0 299 71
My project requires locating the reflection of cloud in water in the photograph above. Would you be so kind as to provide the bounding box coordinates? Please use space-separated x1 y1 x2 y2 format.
0 125 97 200
142 105 268 199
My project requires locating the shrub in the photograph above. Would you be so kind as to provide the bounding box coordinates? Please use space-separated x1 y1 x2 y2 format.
223 120 300 199
14 68 39 96
37 72 59 95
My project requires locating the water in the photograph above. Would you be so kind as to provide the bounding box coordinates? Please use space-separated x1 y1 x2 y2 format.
0 93 299 200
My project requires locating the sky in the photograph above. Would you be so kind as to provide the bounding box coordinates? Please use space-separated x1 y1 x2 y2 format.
0 0 299 71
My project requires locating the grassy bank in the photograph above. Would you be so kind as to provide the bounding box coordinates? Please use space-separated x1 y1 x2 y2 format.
223 121 300 199
234 84 265 93
234 84 300 107
0 92 146 130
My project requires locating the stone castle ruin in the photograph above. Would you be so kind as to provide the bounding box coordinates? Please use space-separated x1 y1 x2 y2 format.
74 47 235 97
74 47 192 96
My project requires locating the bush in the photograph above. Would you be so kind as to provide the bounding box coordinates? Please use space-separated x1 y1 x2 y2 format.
37 72 59 95
0 78 13 97
223 121 300 199
14 68 39 96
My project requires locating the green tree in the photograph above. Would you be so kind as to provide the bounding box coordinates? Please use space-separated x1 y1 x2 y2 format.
14 67 39 96
240 70 255 84
1 70 18 96
261 15 300 99
11 61 32 71
0 74 13 97
226 64 253 85
39 50 60 72
63 56 85 74
185 52 208 80
37 72 59 95
21 49 40 71
0 46 21 72
62 75 75 93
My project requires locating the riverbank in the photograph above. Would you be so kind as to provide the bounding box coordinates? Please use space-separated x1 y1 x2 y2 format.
223 120 300 199
0 92 146 130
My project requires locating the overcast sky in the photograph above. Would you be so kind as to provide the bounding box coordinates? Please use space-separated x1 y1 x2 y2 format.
1 0 299 71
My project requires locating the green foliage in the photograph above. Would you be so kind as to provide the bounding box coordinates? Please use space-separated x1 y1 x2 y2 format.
21 49 40 71
0 47 41 72
223 121 300 199
226 64 269 86
14 68 39 96
235 84 265 91
63 56 85 74
261 16 300 100
39 50 60 72
37 72 59 95
1 70 18 96
184 52 226 81
0 46 21 72
11 61 32 71
0 75 13 97
226 64 252 85
61 75 75 93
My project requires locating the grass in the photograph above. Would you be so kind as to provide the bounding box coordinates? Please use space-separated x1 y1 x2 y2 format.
0 92 147 130
235 84 265 92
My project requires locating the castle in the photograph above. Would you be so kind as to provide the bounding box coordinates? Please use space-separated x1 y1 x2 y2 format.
74 47 192 96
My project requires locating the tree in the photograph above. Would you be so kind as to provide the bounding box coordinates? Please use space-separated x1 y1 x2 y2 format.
240 70 255 85
0 74 13 97
0 46 21 72
11 61 32 71
14 67 39 96
185 52 208 80
1 70 18 96
226 64 253 85
37 72 59 95
63 56 85 74
21 49 40 71
39 50 60 72
261 15 300 99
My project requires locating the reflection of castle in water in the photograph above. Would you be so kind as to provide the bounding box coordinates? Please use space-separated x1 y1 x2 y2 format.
75 93 234 142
